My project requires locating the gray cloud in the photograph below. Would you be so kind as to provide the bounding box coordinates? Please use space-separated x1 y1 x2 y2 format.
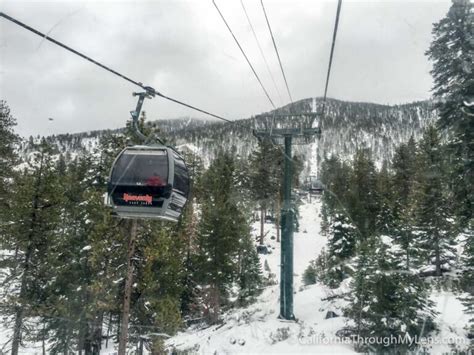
0 0 451 137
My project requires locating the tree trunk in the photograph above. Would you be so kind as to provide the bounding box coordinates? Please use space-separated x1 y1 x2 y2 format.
105 313 112 349
116 313 121 342
405 232 410 270
406 247 410 271
12 156 44 355
118 219 138 355
93 311 103 354
10 310 23 354
138 337 144 355
11 246 31 355
435 233 441 277
209 284 220 324
14 244 19 261
276 198 281 243
260 207 265 245
63 334 69 355
42 323 46 355
77 312 86 355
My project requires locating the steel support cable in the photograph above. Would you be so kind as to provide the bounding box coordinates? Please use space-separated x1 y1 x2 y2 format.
211 1 293 163
260 0 293 104
212 0 276 109
0 11 234 124
320 0 343 118
240 0 284 107
213 1 306 163
1 10 298 165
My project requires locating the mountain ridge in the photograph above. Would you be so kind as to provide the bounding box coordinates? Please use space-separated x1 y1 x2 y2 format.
19 97 438 176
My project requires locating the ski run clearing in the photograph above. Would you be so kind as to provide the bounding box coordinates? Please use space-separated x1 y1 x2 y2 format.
164 198 471 355
1 198 471 354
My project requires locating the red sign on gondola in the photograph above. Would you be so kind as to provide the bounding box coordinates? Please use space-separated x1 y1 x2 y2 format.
123 193 152 205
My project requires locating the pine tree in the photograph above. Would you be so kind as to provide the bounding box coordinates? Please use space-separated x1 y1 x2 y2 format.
312 248 330 286
320 155 351 216
237 232 263 305
392 137 417 206
84 193 127 351
249 139 281 244
195 151 253 322
43 154 118 354
345 236 436 352
2 140 63 355
426 0 473 224
460 225 474 341
319 155 351 235
180 149 204 200
291 153 305 189
391 138 419 269
375 160 394 235
347 149 379 239
325 213 357 287
129 221 186 349
329 213 358 260
0 101 18 221
177 204 201 319
415 126 457 276
302 260 317 286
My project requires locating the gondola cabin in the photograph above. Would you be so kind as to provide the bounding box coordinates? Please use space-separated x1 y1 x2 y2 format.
106 145 189 222
308 176 324 195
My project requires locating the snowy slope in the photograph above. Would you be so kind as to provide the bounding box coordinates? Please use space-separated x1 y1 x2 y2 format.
17 98 437 179
164 198 471 354
165 198 355 354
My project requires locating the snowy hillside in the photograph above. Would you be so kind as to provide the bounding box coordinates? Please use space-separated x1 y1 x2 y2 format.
163 198 470 355
165 198 354 354
18 98 437 175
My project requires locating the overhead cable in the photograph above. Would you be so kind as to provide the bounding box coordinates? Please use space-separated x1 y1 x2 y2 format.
240 0 283 106
0 11 234 123
321 0 343 117
212 0 276 109
260 0 293 104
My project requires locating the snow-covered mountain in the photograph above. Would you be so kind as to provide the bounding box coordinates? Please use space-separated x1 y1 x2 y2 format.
19 97 437 174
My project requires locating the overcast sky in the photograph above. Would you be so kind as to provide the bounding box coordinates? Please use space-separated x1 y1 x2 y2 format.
1 0 451 137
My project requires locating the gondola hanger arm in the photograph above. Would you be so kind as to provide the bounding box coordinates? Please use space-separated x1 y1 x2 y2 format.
130 92 148 142
130 92 166 146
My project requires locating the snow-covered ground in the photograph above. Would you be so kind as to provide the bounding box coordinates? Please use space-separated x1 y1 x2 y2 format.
165 198 353 354
1 198 471 354
165 197 471 354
